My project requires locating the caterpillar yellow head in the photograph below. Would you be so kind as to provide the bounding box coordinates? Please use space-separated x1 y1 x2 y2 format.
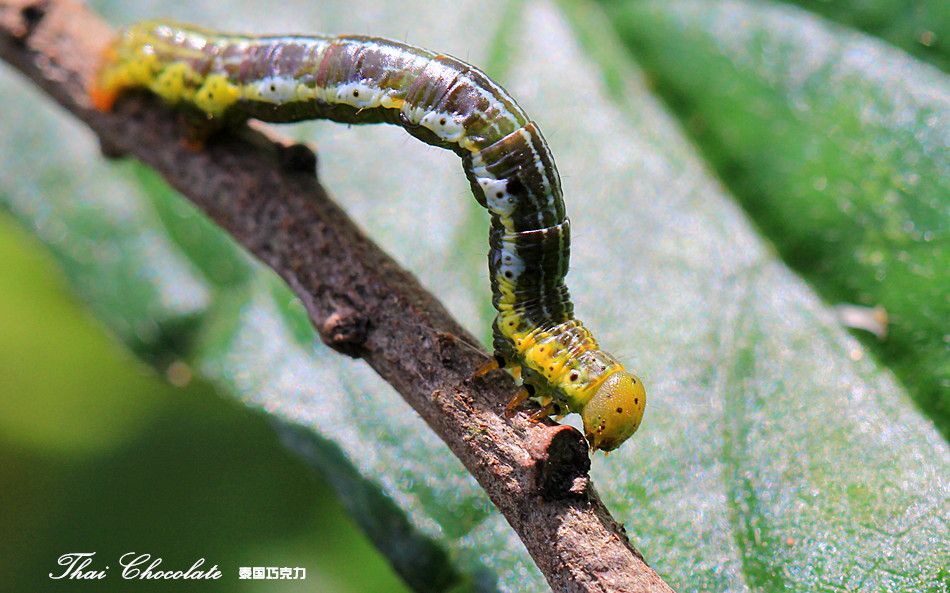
581 371 646 453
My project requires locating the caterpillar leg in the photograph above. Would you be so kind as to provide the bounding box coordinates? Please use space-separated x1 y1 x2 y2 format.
473 354 506 378
504 385 533 416
527 400 558 422
89 85 119 112
525 396 567 422
180 115 224 151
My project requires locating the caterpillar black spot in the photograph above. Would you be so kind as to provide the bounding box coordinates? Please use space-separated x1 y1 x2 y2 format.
91 21 646 452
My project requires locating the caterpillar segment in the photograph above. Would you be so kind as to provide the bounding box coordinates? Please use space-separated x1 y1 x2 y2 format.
91 20 646 452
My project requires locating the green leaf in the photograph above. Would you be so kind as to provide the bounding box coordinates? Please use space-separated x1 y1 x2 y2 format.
783 0 950 73
2 0 949 592
603 0 950 442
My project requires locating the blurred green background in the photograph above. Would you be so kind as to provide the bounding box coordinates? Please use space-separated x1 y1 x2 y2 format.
0 213 411 592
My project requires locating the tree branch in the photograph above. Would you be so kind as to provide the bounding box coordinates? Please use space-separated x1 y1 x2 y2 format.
0 1 675 591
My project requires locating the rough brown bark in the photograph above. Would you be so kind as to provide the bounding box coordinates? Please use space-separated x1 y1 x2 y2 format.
0 1 676 592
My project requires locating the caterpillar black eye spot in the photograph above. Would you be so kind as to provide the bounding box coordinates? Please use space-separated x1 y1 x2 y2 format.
353 89 359 97
616 407 623 414
569 371 579 382
270 84 276 91
440 117 446 125
496 191 504 198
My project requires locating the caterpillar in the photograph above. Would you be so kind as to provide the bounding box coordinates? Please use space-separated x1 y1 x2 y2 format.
90 21 646 452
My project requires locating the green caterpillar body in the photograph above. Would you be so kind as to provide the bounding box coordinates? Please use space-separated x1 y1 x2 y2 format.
92 21 645 452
